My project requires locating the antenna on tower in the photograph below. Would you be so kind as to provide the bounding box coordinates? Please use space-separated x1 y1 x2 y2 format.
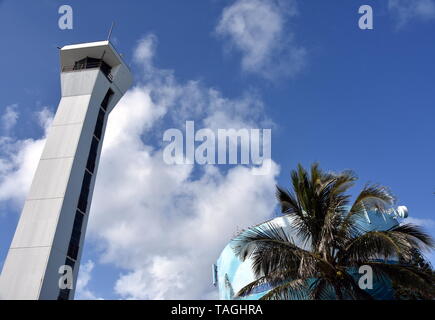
107 22 115 42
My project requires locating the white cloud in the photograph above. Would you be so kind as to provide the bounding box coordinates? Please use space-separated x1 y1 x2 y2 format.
1 104 19 134
389 0 435 28
37 107 54 131
404 217 435 228
215 0 306 79
75 260 103 300
133 34 158 72
0 108 51 209
88 34 279 299
0 34 279 299
102 161 278 299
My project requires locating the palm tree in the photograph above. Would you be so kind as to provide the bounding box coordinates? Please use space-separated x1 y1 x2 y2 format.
232 163 435 300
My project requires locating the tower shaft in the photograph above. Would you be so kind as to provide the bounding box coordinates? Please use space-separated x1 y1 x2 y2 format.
0 41 132 300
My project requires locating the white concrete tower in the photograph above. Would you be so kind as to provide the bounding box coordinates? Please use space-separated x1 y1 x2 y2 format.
0 41 132 300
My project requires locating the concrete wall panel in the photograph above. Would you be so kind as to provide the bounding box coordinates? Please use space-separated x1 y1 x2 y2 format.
52 95 91 126
11 198 63 248
41 124 83 160
27 158 73 200
0 247 51 300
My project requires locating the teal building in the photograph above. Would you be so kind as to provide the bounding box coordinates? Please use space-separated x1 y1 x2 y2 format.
213 206 408 300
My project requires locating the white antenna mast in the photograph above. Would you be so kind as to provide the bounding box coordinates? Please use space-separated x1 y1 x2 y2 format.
107 21 115 41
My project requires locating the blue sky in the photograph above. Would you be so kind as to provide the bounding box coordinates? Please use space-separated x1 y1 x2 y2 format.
0 0 435 299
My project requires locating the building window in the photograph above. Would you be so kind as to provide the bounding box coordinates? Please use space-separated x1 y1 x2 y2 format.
77 192 88 213
77 171 91 213
101 89 114 111
67 241 79 261
65 257 75 269
72 211 84 237
94 109 105 140
67 211 84 260
82 170 92 189
70 57 113 81
60 89 115 300
58 288 70 301
86 137 99 173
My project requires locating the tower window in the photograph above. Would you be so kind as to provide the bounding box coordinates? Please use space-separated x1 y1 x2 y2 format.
86 137 99 173
94 109 105 140
69 57 113 82
77 171 92 213
101 89 114 111
57 288 70 301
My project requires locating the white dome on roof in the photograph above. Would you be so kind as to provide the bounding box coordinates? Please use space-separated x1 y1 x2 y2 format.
396 206 408 218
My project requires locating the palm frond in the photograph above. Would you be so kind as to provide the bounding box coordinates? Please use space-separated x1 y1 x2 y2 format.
392 224 435 249
259 278 309 300
235 268 298 298
351 184 395 213
341 224 435 265
249 245 301 278
286 164 356 250
231 222 335 278
308 278 332 300
339 184 395 238
276 185 312 246
366 261 435 299
232 222 294 261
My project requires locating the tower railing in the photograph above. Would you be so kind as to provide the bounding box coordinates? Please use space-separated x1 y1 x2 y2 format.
62 61 113 82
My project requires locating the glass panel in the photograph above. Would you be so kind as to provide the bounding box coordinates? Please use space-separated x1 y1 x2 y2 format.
101 89 114 111
86 137 99 173
94 109 105 140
